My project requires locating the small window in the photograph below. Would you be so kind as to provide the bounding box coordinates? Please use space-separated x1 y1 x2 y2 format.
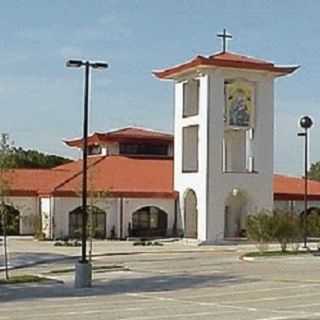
183 79 199 117
223 128 255 173
119 143 169 156
182 125 199 172
88 145 102 155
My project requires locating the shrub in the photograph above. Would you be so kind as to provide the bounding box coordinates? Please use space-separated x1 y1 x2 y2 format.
307 213 320 237
247 209 274 253
247 209 303 253
272 209 302 252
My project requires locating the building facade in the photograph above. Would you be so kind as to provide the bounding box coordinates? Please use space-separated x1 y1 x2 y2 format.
2 46 320 243
154 50 298 242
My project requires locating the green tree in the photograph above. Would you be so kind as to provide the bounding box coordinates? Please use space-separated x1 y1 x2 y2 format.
308 161 320 181
0 133 16 280
0 146 71 169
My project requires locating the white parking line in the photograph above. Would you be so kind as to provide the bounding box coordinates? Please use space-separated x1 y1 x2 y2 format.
281 302 320 310
127 291 320 319
177 283 320 300
256 314 320 320
0 299 157 312
3 307 143 319
225 291 320 304
118 310 236 320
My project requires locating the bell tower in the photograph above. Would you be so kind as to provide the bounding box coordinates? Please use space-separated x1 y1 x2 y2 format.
154 31 298 242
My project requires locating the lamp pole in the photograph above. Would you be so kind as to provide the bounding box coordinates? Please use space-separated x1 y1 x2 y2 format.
66 59 108 287
298 115 313 249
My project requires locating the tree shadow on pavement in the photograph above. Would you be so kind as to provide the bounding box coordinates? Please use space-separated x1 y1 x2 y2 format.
0 252 77 271
0 272 260 303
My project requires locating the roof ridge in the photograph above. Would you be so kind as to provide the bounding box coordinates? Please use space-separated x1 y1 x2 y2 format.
53 156 107 192
64 126 173 143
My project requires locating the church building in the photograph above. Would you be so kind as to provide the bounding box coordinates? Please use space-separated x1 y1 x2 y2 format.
153 30 298 242
2 32 320 243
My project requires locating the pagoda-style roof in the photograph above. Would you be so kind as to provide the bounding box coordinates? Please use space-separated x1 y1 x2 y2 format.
153 51 299 80
64 126 173 148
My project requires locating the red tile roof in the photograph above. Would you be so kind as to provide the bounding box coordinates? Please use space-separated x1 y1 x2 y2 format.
65 127 173 148
273 174 320 200
4 159 320 201
3 156 176 199
153 51 299 79
53 156 176 198
2 169 71 196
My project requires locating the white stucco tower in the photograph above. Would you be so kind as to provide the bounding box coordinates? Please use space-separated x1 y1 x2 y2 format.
154 37 298 242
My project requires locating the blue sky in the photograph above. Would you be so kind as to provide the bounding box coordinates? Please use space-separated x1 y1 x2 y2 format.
0 0 319 175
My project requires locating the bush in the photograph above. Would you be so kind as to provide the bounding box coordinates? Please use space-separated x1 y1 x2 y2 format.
247 209 303 253
272 209 302 252
307 213 320 237
247 210 274 253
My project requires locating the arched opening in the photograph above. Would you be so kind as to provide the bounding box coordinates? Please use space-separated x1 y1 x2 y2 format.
0 204 20 235
225 189 248 238
184 189 198 239
131 206 167 237
69 206 106 239
300 207 320 237
300 207 320 217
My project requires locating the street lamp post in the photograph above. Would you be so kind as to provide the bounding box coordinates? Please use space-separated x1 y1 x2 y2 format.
298 115 313 249
66 59 108 288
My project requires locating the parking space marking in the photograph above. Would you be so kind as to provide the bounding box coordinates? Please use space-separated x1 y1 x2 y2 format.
256 314 320 320
169 283 320 300
0 300 158 313
225 290 320 304
127 290 320 320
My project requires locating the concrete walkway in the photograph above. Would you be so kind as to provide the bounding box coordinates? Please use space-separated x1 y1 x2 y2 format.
1 236 319 271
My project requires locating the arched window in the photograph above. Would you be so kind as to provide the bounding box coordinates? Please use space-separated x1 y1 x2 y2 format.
131 206 167 237
184 190 198 238
69 206 106 239
0 204 20 235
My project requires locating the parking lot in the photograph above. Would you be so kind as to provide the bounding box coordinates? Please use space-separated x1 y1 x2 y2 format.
2 241 320 320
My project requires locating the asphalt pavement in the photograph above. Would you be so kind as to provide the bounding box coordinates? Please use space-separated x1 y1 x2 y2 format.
1 239 320 319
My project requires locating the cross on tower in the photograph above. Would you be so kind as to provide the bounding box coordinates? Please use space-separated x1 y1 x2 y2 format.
217 28 232 53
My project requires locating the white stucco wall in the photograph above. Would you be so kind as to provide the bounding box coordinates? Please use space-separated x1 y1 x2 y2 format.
174 68 277 242
52 197 117 239
174 75 209 241
5 196 39 235
121 197 175 238
207 69 274 242
51 196 175 239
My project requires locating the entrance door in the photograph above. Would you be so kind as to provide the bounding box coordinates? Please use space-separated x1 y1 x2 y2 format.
0 205 20 235
132 206 167 237
69 206 106 239
184 190 198 238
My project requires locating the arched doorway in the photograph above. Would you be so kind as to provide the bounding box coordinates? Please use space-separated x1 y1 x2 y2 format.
224 189 248 238
184 189 198 238
300 207 320 217
131 206 167 237
300 207 320 237
0 204 20 235
69 206 106 239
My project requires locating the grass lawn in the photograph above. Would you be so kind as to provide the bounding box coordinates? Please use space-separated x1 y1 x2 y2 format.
0 275 49 285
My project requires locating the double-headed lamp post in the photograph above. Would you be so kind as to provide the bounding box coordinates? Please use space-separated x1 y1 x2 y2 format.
66 59 108 288
298 115 313 249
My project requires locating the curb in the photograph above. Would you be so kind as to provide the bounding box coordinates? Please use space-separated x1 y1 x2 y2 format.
36 274 65 284
240 255 255 262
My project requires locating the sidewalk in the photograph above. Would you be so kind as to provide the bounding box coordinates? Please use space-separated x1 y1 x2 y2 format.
1 237 319 271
